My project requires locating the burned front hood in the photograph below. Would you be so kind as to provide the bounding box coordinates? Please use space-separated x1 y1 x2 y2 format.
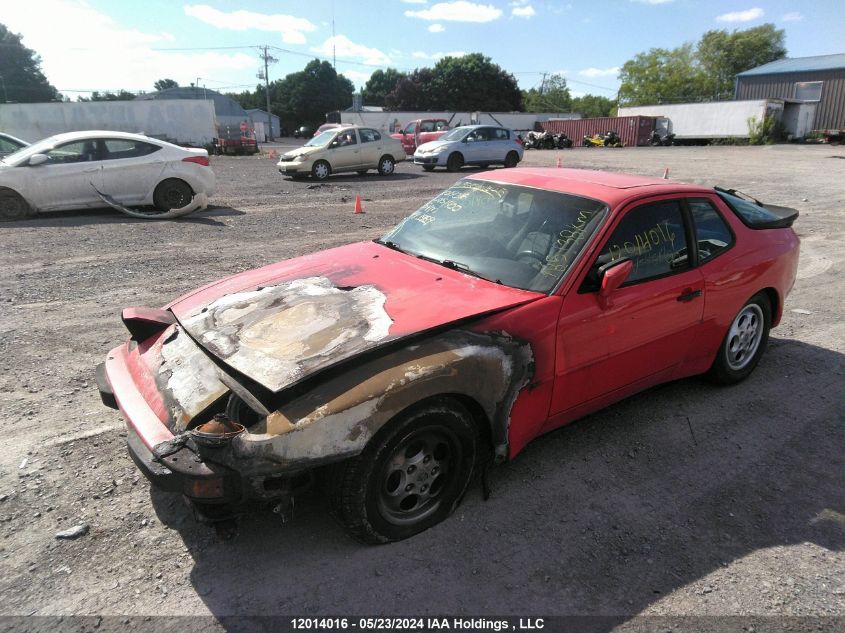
169 241 541 393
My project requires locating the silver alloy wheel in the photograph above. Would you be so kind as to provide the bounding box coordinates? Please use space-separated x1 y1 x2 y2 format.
313 161 330 180
379 157 395 175
726 304 764 370
376 427 458 526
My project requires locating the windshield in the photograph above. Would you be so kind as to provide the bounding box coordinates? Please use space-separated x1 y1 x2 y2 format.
439 127 471 142
379 179 607 293
305 130 338 147
1 135 61 165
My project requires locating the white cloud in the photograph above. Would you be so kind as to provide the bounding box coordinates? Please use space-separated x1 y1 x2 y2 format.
184 4 317 45
411 50 468 60
339 70 373 89
405 1 503 22
782 11 803 22
428 23 446 32
579 67 620 77
2 0 256 96
630 0 674 5
716 7 764 23
511 4 536 18
311 35 391 66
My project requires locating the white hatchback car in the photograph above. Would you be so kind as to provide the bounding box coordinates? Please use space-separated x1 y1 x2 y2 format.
0 131 216 221
413 125 524 172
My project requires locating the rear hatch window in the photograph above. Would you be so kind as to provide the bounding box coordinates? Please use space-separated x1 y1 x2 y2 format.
715 187 798 229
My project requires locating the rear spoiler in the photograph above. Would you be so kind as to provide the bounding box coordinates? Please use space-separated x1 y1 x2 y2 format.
715 187 799 229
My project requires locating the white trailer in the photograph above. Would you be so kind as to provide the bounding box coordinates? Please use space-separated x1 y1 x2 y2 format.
0 100 217 146
618 100 784 139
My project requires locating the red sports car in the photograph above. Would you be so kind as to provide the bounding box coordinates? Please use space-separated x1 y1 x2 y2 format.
98 169 799 543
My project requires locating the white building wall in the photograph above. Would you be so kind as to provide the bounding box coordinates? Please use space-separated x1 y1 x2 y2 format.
617 100 784 138
0 100 217 146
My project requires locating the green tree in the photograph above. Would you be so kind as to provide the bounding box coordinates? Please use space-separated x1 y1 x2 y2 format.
385 68 436 110
0 23 60 102
362 68 406 107
618 43 708 106
570 94 615 118
429 54 522 111
154 78 179 91
77 90 137 102
698 24 786 99
523 74 572 112
271 60 354 128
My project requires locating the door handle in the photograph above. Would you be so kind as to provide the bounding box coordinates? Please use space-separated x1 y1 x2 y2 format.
677 289 702 302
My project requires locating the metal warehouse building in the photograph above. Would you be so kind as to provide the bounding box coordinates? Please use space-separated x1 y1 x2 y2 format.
735 53 845 134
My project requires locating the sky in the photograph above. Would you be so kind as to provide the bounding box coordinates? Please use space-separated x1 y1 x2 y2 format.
3 0 844 100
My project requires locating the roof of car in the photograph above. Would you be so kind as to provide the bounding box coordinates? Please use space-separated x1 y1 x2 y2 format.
468 168 713 205
39 130 162 144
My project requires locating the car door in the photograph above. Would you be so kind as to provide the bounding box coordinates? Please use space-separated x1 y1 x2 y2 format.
326 130 361 172
550 197 705 416
31 139 104 210
463 128 489 164
99 139 167 205
357 128 382 168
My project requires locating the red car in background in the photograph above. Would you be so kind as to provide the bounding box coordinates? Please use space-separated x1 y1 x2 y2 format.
98 169 799 544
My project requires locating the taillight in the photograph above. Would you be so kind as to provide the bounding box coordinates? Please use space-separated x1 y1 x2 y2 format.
182 155 210 167
515 136 524 145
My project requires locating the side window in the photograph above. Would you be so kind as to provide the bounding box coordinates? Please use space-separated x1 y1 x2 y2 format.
103 139 161 160
435 121 448 131
46 140 101 164
689 199 733 263
494 128 510 140
420 121 434 133
359 129 381 143
403 122 416 135
596 200 689 284
0 138 19 153
335 131 357 146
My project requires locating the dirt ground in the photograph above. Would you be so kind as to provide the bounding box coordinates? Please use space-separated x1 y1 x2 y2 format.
0 142 843 630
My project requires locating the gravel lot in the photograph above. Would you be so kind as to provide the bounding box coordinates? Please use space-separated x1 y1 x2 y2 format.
0 142 843 630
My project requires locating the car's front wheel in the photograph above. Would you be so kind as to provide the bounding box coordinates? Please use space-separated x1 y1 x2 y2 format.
311 160 331 181
708 292 771 384
153 179 194 213
0 189 33 221
378 155 396 176
327 398 478 544
504 152 519 168
446 152 464 172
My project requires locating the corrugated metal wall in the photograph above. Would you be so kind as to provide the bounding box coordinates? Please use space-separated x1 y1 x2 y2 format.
542 116 658 147
735 70 845 130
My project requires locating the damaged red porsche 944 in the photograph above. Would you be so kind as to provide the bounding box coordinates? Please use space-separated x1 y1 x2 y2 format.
98 168 799 543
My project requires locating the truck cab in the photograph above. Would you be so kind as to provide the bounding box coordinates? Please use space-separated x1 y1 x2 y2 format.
392 119 450 155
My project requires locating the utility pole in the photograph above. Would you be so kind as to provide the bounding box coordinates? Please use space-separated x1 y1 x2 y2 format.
539 72 547 95
259 45 278 141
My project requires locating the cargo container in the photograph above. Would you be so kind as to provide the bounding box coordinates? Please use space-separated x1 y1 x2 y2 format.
617 100 784 140
541 116 658 147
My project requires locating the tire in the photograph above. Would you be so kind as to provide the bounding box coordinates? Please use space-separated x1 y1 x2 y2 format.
327 397 478 544
707 292 771 385
504 152 519 168
0 189 33 221
422 165 435 172
446 152 464 172
377 155 395 176
153 179 194 213
311 160 331 181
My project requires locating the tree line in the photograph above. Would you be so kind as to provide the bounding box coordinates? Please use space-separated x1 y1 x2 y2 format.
1 18 786 127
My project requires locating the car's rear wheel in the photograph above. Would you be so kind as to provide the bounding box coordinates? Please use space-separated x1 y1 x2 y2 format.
708 292 771 384
504 152 519 168
446 152 464 172
0 189 33 221
152 179 194 213
312 160 331 181
327 397 478 544
378 155 395 176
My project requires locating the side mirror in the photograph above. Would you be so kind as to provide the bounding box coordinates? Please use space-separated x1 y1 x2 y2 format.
598 258 633 308
28 154 48 166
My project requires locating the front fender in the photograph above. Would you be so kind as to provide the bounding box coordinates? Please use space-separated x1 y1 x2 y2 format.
232 329 533 471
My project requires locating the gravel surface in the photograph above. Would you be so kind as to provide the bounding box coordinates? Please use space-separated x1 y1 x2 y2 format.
0 142 843 628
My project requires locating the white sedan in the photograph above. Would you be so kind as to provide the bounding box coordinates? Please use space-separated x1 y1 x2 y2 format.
0 131 216 221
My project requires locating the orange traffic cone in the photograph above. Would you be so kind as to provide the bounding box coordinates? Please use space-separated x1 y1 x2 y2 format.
662 167 670 179
556 156 561 168
354 194 364 214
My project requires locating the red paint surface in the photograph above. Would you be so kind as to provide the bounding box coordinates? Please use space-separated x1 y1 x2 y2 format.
107 169 800 462
542 116 658 147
